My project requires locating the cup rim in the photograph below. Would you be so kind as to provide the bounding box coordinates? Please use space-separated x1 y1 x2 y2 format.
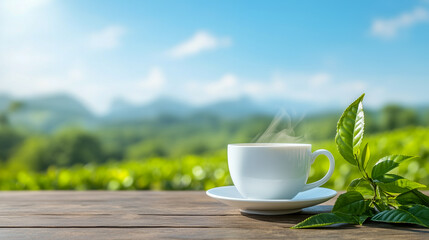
228 143 311 147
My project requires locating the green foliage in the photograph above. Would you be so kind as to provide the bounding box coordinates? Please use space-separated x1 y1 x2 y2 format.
1 94 429 196
381 105 419 131
8 129 103 171
0 101 23 128
125 140 169 159
8 137 49 171
376 178 426 194
293 94 429 229
0 128 23 161
347 178 374 199
95 114 273 161
332 191 371 216
291 213 359 229
1 126 429 191
359 143 370 170
371 205 429 228
310 127 429 190
335 93 365 165
0 153 231 190
372 155 417 179
395 190 429 207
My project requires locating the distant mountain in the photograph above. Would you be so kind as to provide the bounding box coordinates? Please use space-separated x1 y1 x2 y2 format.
10 93 427 133
195 97 272 118
8 93 95 132
259 98 335 116
24 94 93 117
1 92 339 131
106 96 289 122
0 93 12 111
106 97 194 121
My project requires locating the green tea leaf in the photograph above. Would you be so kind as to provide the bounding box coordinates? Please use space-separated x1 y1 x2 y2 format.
358 215 371 225
406 205 429 227
347 178 374 198
333 191 370 215
371 205 429 228
374 174 403 183
395 190 429 207
294 93 428 230
374 186 390 211
371 155 417 179
335 93 365 165
359 143 370 170
348 178 363 189
373 200 390 212
376 178 426 193
291 213 358 229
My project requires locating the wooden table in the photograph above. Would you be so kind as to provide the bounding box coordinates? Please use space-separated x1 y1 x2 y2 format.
0 191 428 239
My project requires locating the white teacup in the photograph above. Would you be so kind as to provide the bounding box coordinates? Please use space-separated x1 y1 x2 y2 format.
228 143 335 199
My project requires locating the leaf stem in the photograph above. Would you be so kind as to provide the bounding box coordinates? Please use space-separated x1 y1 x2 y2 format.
355 155 371 181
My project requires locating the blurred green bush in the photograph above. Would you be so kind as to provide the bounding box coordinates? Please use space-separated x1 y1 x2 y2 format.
0 152 231 190
1 126 428 190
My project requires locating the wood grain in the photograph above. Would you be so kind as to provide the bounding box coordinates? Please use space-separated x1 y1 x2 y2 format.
0 191 428 239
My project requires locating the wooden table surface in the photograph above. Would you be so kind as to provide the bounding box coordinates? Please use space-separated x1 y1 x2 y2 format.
0 191 428 239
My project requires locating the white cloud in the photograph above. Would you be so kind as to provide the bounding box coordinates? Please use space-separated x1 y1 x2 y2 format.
309 73 331 87
44 67 167 114
0 1 133 114
125 67 167 103
265 72 368 106
88 25 127 49
137 67 165 90
1 0 52 15
0 0 66 100
184 74 240 104
67 67 167 113
371 7 429 38
184 72 368 106
0 0 57 36
204 74 239 98
168 31 231 59
1 0 425 115
1 48 54 73
0 1 159 115
0 64 169 115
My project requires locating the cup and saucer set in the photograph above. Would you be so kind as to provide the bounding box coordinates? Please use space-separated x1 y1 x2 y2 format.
206 143 337 215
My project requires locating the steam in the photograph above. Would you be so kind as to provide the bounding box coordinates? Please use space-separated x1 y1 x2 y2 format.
254 110 306 143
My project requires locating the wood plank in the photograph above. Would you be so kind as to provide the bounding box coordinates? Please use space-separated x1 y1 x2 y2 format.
0 214 321 229
0 191 428 239
0 191 334 228
0 191 238 215
0 227 428 240
0 191 335 215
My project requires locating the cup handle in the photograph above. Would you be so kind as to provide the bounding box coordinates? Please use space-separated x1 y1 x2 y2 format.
302 149 335 191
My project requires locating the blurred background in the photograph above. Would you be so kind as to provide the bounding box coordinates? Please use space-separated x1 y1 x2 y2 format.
0 0 428 190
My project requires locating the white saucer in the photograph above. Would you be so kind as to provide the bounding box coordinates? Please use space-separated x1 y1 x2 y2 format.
206 186 337 215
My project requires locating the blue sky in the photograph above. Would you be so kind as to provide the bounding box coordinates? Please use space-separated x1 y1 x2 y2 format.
1 0 429 114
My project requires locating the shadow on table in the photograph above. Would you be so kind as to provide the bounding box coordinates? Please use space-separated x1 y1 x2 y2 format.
363 222 429 233
239 205 340 226
241 213 358 229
